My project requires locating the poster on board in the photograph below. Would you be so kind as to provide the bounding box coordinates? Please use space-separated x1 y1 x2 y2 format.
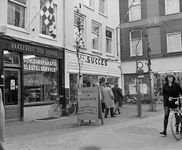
77 87 98 121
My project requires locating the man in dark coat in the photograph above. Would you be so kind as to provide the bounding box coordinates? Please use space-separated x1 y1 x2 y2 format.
112 84 123 114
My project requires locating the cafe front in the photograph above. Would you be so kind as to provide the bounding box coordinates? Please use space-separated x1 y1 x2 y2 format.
0 35 64 122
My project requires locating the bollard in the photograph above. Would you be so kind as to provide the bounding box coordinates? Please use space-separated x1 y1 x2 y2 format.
0 88 5 144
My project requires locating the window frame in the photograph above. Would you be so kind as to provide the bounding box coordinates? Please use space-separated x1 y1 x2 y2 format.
128 0 141 22
166 32 182 53
83 0 94 9
7 0 27 29
91 21 101 51
130 30 143 57
165 0 180 15
39 0 57 39
105 28 113 54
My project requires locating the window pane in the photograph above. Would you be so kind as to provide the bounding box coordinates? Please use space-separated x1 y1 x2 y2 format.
92 33 99 50
15 0 26 5
106 30 112 38
129 5 141 21
92 22 100 34
167 33 181 52
4 51 20 65
165 0 179 14
99 0 105 14
8 1 25 28
131 39 142 56
23 56 58 104
131 31 141 39
106 39 112 53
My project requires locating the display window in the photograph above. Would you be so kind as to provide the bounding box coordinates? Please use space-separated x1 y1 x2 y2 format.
23 54 58 104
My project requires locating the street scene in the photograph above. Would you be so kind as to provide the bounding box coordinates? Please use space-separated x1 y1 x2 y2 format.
1 0 182 150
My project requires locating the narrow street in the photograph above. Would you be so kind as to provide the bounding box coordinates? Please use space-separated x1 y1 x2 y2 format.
3 104 182 150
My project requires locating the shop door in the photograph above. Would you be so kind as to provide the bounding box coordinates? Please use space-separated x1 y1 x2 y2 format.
4 68 21 121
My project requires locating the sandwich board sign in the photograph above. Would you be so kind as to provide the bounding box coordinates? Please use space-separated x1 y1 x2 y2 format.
77 86 103 125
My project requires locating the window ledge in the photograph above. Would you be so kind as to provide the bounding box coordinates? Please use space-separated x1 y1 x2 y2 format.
106 53 115 58
39 34 57 41
7 25 30 34
92 49 102 55
83 4 94 11
98 12 108 18
165 11 180 16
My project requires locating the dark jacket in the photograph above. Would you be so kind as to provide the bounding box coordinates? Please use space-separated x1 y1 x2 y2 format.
112 86 123 103
163 82 182 108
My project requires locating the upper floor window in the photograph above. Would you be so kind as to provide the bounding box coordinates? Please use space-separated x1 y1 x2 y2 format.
84 0 94 9
74 13 85 48
7 0 26 28
99 0 107 15
92 21 101 51
165 0 180 15
130 30 143 56
167 32 182 53
128 0 141 21
40 0 57 38
106 28 113 54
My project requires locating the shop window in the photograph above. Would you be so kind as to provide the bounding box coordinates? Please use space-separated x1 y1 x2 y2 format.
7 0 26 28
165 0 179 15
74 13 85 48
130 30 143 56
23 55 58 104
4 50 20 66
128 0 141 21
40 0 57 38
92 21 101 51
167 32 182 53
83 75 98 87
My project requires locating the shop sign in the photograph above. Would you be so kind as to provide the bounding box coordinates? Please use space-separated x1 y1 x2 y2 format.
23 58 57 72
86 56 108 66
5 42 63 58
78 87 98 120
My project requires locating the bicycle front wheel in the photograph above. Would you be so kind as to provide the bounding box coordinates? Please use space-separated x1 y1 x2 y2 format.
67 103 76 115
170 112 182 141
49 103 62 118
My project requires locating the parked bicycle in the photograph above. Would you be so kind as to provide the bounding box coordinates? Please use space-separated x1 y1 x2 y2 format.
170 97 182 141
49 95 77 118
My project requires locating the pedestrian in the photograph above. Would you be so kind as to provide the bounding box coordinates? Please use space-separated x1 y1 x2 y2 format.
99 82 105 113
112 84 123 115
160 74 182 136
103 82 116 118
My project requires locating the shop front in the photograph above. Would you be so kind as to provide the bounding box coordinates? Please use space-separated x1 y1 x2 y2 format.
0 36 64 122
66 52 121 101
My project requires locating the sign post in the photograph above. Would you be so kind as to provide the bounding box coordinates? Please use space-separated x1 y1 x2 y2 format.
77 87 103 125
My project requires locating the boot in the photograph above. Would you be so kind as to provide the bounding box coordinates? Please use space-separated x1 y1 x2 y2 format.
105 108 109 118
110 108 116 117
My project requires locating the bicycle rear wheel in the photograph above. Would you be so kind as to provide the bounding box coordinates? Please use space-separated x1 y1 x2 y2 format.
66 103 76 115
170 112 182 141
49 103 62 118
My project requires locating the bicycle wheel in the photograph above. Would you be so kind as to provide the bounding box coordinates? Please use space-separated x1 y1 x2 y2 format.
170 112 182 141
66 103 76 115
49 103 62 118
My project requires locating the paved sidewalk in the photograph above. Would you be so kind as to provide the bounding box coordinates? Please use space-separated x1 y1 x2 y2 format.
3 104 166 150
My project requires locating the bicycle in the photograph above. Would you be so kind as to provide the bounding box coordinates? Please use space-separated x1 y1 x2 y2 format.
49 95 77 118
170 97 182 141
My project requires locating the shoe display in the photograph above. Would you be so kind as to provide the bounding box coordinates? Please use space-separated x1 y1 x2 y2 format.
160 131 167 136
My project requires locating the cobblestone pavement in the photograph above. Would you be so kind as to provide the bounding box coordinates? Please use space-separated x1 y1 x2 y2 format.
4 104 181 150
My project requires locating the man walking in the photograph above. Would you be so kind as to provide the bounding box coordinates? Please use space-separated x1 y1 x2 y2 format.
103 82 115 118
112 84 123 115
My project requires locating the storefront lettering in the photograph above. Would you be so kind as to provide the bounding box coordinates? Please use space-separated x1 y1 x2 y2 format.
87 56 107 66
11 43 58 57
24 64 56 72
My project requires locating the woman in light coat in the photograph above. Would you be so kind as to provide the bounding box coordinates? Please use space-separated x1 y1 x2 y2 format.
103 82 115 118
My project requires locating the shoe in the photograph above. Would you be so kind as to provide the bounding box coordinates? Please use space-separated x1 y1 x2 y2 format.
111 115 116 117
160 131 167 136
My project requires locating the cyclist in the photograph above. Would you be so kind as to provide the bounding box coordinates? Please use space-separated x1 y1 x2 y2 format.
160 74 182 136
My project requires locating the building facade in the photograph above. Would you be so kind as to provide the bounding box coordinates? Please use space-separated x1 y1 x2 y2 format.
119 0 182 98
0 0 65 122
64 0 121 100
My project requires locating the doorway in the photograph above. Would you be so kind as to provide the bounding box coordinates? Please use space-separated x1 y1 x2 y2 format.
4 68 21 122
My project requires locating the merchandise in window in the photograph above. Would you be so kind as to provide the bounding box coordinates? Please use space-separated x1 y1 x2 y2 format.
23 55 58 104
7 0 26 28
165 0 179 15
167 32 182 53
92 21 100 50
128 0 141 21
130 30 143 56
